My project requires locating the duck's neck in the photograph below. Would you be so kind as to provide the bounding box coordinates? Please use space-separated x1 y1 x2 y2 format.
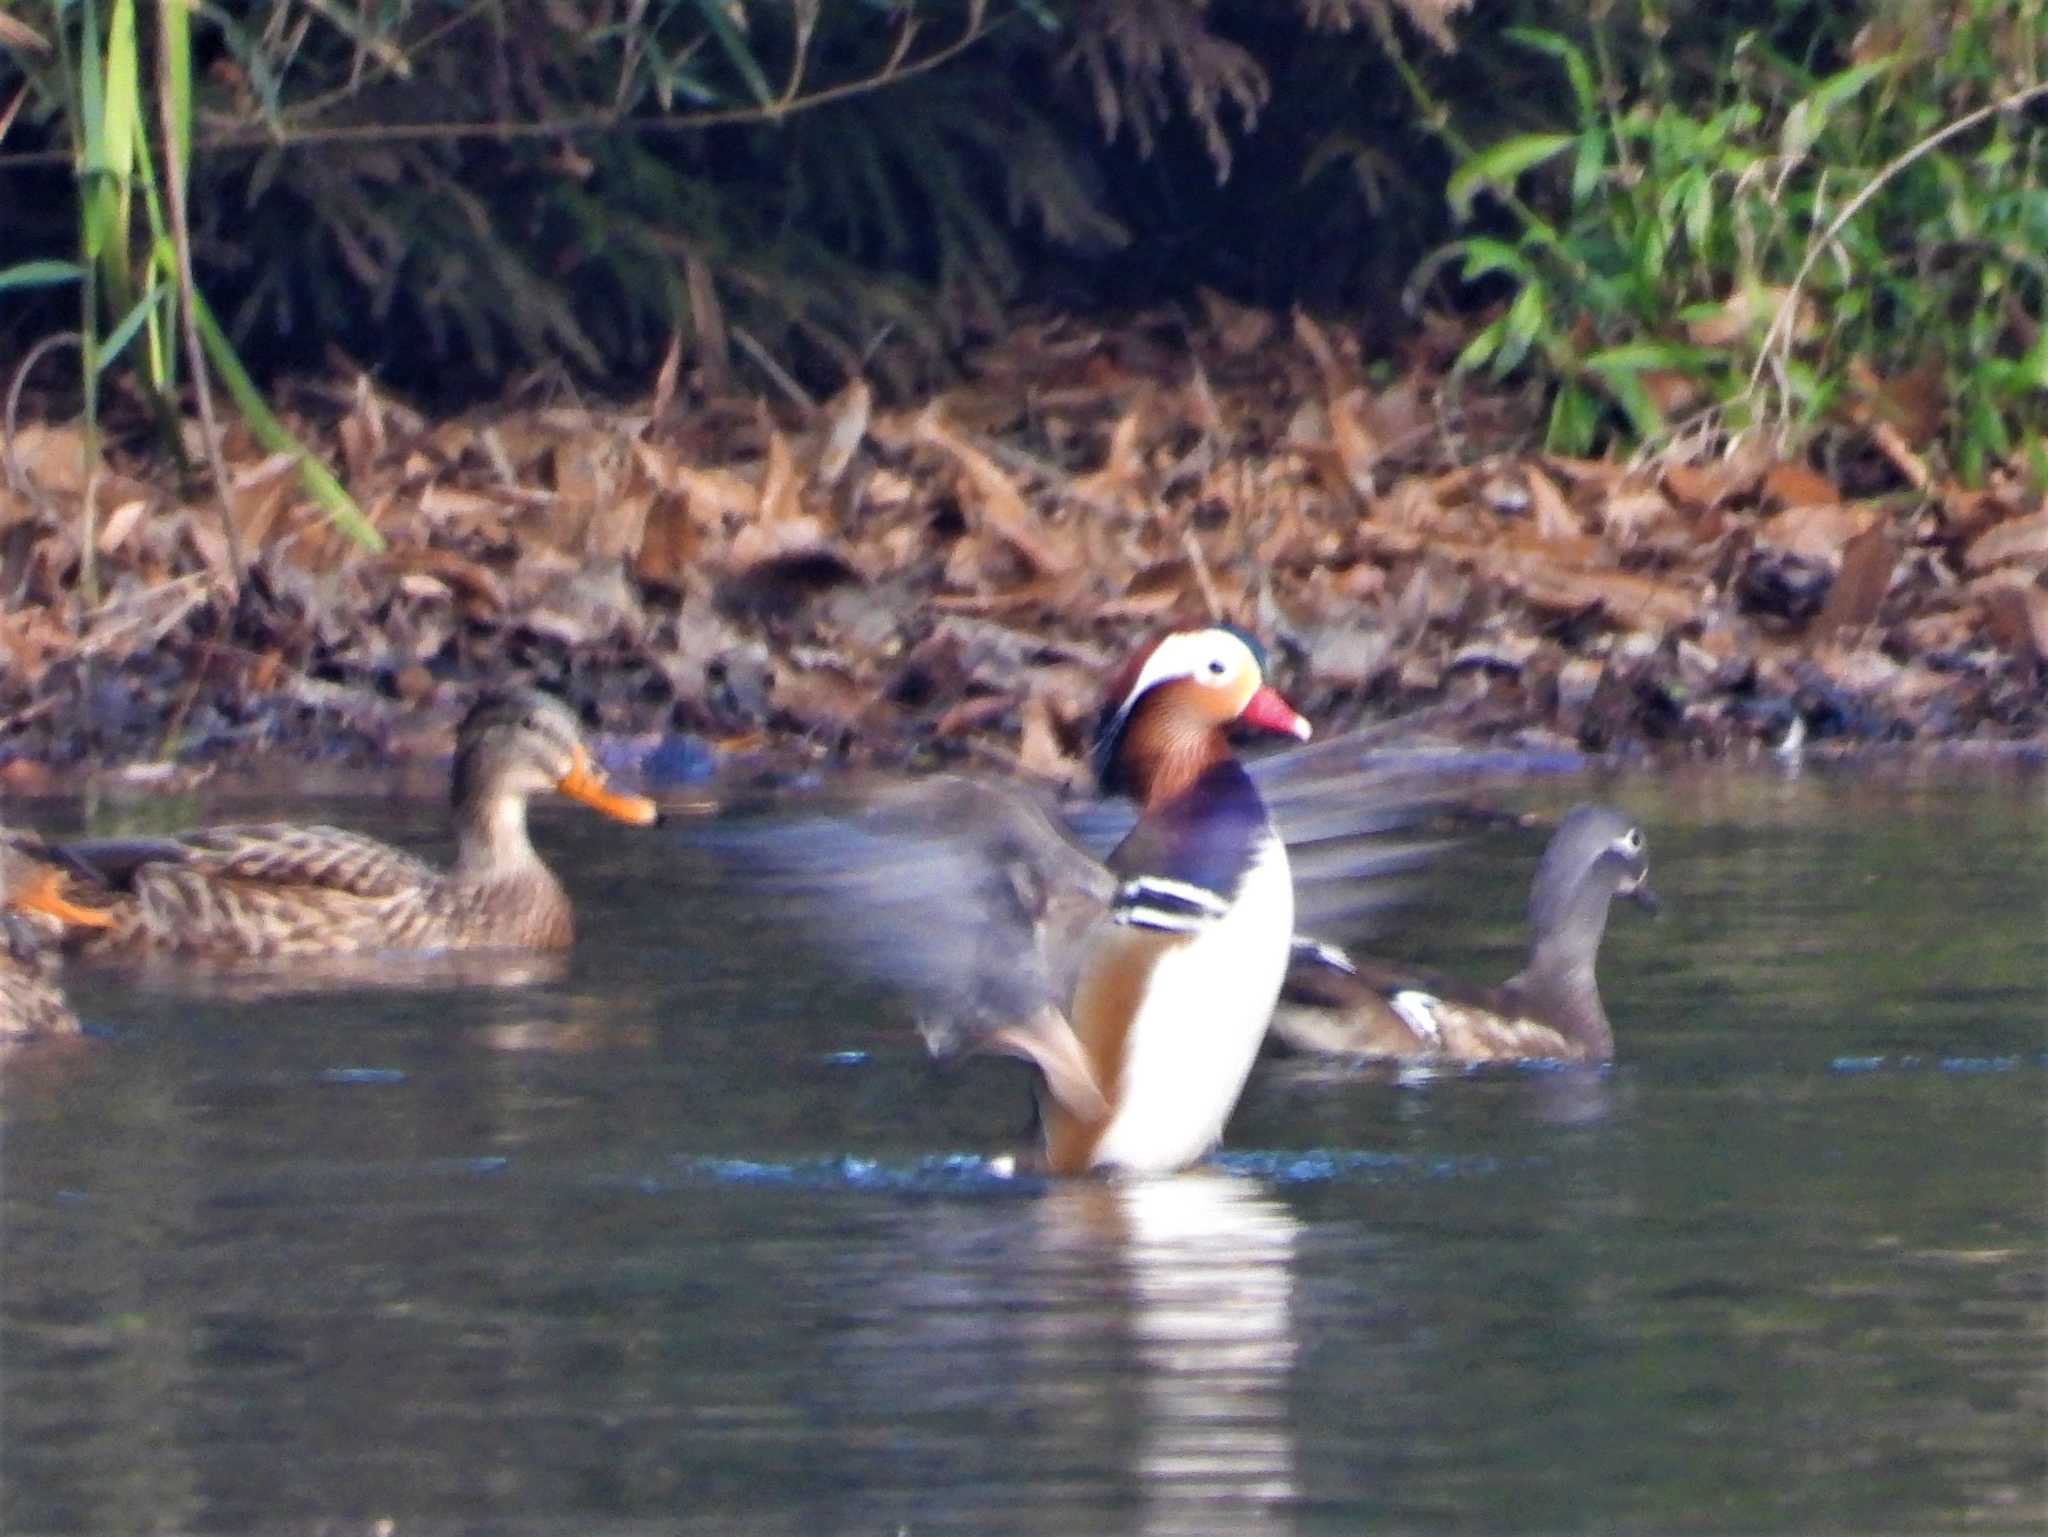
1111 704 1231 811
1514 880 1617 1055
450 786 547 885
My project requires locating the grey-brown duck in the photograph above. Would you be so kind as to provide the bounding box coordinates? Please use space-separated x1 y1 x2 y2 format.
56 689 658 960
1269 803 1658 1063
1 834 115 1041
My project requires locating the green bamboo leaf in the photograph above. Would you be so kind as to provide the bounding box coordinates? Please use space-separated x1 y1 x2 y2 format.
1455 236 1536 284
689 0 774 108
1781 56 1892 160
1504 28 1596 119
189 291 385 550
1546 383 1600 456
0 259 87 292
1571 125 1607 206
1447 133 1576 221
1585 340 1700 371
95 280 165 370
78 0 112 263
1593 365 1665 442
2017 315 2048 390
101 0 140 182
1453 313 1508 376
1491 282 1549 378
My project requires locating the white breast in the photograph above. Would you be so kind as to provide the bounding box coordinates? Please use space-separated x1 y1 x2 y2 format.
1086 836 1294 1174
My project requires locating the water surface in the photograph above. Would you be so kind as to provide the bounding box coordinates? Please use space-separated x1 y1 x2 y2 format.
3 768 2043 1533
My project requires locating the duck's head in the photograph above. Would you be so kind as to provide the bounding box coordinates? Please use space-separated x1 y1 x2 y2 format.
1091 626 1310 800
0 838 115 934
452 689 660 826
1529 804 1660 942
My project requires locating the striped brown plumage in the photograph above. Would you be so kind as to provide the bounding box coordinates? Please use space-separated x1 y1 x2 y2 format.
1 913 84 1041
56 689 655 962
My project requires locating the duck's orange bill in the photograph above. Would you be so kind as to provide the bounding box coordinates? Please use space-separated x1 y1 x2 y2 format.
1241 684 1313 741
11 866 117 929
556 748 660 826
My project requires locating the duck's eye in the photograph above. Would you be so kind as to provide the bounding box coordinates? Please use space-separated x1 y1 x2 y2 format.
1204 657 1230 679
1619 827 1644 853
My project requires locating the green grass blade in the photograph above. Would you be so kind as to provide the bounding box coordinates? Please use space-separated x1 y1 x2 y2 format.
0 259 88 291
159 0 193 165
95 280 166 369
189 289 386 551
97 0 141 298
689 0 774 108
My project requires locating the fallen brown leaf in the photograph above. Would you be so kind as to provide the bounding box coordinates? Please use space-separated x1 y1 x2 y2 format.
1659 459 1751 513
1200 288 1277 354
1513 558 1701 632
1524 466 1582 541
914 406 1076 577
1971 574 2048 662
1756 500 1879 563
1071 392 1153 511
1811 519 1897 639
1762 461 1840 509
1687 285 1820 348
1293 309 1351 400
1328 389 1382 500
814 378 872 489
1965 511 2048 572
1016 688 1076 781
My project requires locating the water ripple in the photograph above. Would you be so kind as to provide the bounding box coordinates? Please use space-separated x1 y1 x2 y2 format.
1828 1053 2045 1075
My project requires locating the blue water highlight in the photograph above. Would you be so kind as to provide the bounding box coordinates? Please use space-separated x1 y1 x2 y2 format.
1828 1053 2042 1075
658 1145 1519 1193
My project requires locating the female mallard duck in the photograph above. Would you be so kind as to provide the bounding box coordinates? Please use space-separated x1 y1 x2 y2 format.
1269 803 1658 1063
2 834 115 1041
58 689 659 960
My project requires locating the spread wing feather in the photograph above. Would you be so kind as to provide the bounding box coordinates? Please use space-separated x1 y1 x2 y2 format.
717 724 1445 1067
722 776 1115 1062
1067 726 1453 949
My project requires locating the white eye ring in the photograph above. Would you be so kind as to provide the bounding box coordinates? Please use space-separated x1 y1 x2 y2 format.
1619 827 1644 853
1205 656 1230 678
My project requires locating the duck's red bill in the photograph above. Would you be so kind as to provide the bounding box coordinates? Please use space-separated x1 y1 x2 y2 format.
1240 684 1312 741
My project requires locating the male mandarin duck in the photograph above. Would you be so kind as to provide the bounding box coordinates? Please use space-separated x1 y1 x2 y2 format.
0 833 115 1041
1035 624 1312 1173
750 625 1432 1174
1269 803 1658 1063
53 689 658 960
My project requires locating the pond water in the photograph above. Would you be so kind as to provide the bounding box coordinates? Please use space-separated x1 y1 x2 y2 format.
3 766 2043 1534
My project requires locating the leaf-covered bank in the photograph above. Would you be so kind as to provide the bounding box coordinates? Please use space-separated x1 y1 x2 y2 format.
1 306 2043 787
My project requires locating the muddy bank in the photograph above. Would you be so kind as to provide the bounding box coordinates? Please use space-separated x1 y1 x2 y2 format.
3 309 2043 784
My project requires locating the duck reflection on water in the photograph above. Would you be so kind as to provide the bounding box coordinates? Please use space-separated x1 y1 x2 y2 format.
817 1170 1304 1534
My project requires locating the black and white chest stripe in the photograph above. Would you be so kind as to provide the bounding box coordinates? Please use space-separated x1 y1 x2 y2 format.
1107 762 1275 937
1110 874 1232 933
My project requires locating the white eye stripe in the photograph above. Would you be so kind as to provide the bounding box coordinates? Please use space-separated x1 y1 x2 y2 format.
1121 629 1257 705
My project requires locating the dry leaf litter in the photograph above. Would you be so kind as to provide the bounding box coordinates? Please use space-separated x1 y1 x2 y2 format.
2 304 2043 792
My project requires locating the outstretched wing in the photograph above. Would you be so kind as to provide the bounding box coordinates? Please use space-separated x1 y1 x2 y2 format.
1067 715 1455 948
721 776 1115 1070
